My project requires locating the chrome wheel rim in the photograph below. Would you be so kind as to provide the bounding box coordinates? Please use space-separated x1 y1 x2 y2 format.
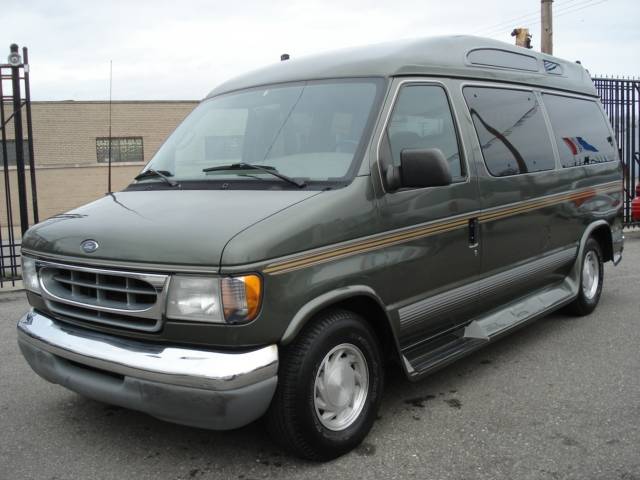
582 250 600 300
313 343 369 431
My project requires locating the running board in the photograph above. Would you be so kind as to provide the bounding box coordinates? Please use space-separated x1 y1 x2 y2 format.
402 335 487 377
402 280 576 380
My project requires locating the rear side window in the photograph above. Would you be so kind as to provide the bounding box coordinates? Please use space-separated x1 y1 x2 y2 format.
387 84 464 180
542 94 617 168
463 87 556 177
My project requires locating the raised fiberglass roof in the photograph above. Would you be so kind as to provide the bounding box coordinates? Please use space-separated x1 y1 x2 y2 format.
207 35 596 98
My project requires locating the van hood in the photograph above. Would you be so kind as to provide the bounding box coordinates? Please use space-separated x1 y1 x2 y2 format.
22 189 320 268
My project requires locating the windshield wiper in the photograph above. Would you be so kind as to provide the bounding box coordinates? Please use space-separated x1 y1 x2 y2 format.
134 169 178 187
202 163 307 188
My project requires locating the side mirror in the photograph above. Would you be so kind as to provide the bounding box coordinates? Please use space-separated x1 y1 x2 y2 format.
385 148 453 190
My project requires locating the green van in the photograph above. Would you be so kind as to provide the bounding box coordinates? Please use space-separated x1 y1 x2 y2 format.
17 36 623 460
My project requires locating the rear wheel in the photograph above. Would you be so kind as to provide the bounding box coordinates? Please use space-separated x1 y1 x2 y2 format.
266 309 384 461
565 237 604 316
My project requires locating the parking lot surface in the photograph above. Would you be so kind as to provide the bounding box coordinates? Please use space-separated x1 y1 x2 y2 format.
1 233 639 480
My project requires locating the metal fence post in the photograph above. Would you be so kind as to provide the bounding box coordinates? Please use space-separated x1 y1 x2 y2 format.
22 46 38 224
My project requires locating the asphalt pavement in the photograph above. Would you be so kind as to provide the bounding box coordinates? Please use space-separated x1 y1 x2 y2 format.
1 233 639 480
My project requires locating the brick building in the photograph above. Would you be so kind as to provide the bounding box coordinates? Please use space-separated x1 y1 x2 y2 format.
1 100 198 224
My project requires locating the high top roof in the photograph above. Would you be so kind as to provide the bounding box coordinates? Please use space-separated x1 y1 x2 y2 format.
207 35 596 98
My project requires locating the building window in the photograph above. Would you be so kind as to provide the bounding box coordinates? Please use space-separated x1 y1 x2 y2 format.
1 139 30 166
96 137 144 163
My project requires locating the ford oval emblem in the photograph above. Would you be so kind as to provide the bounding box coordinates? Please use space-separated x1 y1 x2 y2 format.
81 239 99 253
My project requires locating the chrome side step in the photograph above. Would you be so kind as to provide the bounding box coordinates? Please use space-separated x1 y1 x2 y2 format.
402 280 576 380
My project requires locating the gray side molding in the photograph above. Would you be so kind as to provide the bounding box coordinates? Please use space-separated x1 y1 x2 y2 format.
280 285 391 345
398 247 575 336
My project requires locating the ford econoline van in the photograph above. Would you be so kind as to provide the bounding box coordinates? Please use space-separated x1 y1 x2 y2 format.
17 36 623 460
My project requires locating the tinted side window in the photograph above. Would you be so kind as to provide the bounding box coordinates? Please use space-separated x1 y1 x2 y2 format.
542 94 617 168
463 87 556 177
388 85 464 180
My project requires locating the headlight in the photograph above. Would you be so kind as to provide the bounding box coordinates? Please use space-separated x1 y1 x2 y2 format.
166 274 262 324
21 256 41 293
167 276 223 322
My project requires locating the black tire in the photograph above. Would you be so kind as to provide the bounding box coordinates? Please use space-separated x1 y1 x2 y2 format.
565 237 604 316
266 309 384 461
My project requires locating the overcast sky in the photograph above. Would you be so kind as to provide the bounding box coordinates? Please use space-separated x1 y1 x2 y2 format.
2 0 639 101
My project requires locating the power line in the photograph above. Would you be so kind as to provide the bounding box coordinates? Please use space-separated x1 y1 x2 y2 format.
478 0 602 36
478 0 603 37
473 0 575 35
475 0 607 37
529 0 609 26
484 0 609 38
473 0 581 35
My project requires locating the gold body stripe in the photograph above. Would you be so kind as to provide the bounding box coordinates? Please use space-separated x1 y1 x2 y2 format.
263 182 620 275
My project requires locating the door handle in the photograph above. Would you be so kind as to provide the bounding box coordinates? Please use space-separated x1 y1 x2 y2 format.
468 217 479 247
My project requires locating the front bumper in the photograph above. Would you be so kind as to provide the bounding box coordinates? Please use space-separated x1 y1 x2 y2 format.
17 310 278 430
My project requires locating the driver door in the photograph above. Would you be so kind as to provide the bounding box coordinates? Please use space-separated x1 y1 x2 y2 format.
374 80 481 350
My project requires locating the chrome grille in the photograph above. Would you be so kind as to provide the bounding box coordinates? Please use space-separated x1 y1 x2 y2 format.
47 301 160 330
37 260 169 332
47 269 157 309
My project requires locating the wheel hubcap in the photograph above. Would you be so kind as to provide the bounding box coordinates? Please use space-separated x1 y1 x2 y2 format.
582 250 600 300
313 343 369 431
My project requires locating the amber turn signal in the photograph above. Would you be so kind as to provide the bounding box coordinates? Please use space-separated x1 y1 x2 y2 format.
221 274 262 323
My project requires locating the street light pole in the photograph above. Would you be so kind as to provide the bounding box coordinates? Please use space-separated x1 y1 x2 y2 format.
9 45 29 235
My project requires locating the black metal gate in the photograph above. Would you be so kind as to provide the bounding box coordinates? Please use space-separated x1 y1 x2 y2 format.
593 77 640 226
1 44 38 288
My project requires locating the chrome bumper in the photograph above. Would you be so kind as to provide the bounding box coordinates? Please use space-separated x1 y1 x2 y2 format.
17 310 279 429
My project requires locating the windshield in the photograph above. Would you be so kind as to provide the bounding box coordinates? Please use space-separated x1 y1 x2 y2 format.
140 78 383 186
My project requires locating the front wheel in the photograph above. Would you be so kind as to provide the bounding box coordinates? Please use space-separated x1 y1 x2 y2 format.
266 309 384 461
565 237 604 316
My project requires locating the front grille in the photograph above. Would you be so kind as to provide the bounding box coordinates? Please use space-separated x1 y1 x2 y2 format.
46 268 157 310
38 261 168 332
48 300 159 331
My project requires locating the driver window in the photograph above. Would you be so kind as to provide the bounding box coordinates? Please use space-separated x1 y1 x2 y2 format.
388 85 464 180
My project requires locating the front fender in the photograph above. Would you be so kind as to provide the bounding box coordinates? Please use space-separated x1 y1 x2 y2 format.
280 285 391 345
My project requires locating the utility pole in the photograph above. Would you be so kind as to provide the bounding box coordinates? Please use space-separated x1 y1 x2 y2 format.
541 0 553 55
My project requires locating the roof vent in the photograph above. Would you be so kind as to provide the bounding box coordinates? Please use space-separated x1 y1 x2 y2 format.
280 53 290 61
467 48 539 72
